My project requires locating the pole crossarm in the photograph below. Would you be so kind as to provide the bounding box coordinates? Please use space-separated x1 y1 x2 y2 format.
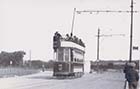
98 34 125 37
76 10 138 14
95 34 125 37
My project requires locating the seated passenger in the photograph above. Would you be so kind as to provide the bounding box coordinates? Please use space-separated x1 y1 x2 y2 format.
65 34 70 40
73 36 77 43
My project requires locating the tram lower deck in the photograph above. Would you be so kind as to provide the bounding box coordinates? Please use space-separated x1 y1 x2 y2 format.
53 61 84 77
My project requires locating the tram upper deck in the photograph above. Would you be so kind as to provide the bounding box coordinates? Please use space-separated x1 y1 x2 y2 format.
53 32 85 49
53 32 85 62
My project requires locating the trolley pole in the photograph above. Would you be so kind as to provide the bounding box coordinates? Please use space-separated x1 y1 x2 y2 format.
71 8 76 36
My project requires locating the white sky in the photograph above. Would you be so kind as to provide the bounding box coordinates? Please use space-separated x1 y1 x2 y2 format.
0 0 140 61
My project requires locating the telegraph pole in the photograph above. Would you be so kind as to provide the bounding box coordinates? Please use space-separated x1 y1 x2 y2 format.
96 29 125 61
96 28 100 73
129 0 134 62
96 28 125 72
97 28 100 62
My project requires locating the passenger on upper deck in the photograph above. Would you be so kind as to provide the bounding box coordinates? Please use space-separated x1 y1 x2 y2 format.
55 31 61 38
65 33 85 47
65 34 70 40
73 36 78 43
58 32 85 47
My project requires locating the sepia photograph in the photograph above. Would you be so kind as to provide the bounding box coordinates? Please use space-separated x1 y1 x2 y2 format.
0 0 139 89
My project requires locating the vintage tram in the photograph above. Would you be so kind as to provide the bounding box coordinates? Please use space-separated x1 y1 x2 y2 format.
53 32 85 78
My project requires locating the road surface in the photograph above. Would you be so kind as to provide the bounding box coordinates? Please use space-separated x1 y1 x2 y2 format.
0 70 134 89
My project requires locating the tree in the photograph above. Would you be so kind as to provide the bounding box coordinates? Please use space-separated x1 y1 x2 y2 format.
13 51 26 66
0 51 26 67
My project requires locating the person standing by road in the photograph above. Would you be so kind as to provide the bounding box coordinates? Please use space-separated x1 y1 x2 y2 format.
125 63 139 89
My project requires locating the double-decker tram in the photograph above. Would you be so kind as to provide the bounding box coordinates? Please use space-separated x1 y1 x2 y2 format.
53 32 85 78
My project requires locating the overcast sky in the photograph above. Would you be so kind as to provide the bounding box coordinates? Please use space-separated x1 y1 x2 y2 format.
0 0 140 61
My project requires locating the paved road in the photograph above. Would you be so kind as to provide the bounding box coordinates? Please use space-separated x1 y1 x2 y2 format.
0 71 127 89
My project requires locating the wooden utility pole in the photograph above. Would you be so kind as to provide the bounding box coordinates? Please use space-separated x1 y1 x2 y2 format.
129 0 134 62
96 28 125 72
97 28 100 62
96 28 100 73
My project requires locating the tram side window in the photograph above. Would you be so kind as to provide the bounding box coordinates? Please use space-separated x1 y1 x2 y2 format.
64 48 69 62
58 48 63 61
73 50 84 62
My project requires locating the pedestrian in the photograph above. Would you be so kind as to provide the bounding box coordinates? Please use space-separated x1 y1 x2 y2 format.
124 62 131 79
125 62 139 89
